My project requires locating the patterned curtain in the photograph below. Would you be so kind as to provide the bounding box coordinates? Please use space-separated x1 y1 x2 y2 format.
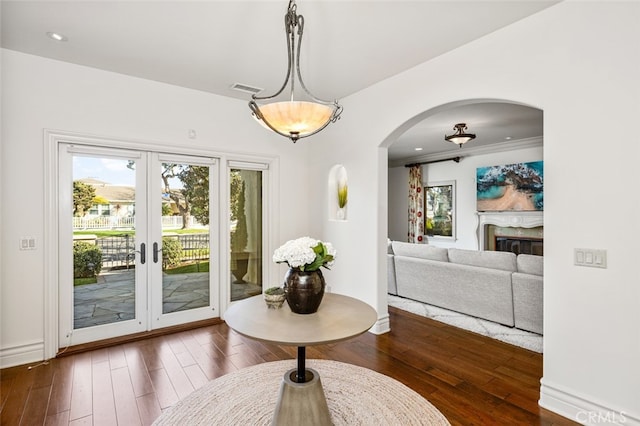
408 165 424 243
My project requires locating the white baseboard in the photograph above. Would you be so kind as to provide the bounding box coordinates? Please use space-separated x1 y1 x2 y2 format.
0 340 45 369
369 314 391 335
540 379 639 426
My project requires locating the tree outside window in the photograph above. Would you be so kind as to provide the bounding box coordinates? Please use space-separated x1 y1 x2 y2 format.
424 181 456 239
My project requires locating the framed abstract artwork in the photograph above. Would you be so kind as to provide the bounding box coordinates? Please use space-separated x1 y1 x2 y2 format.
476 161 543 212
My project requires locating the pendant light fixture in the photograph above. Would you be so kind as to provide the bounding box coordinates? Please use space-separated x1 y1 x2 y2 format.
445 123 476 148
249 0 343 143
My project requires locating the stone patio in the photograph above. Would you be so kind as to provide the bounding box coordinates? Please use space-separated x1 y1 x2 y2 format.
73 269 261 329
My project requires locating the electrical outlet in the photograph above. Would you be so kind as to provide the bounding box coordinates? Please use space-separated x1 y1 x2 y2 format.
574 248 607 268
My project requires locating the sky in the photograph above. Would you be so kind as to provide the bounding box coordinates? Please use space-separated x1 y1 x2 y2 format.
73 155 183 188
73 156 135 186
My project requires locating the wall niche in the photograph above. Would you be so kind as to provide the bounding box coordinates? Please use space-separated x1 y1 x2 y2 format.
328 165 348 221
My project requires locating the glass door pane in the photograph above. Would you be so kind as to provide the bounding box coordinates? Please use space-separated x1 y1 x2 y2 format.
64 145 148 344
151 154 217 328
230 169 263 302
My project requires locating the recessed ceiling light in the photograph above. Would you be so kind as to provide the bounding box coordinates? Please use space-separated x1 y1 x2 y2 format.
505 136 512 140
414 147 423 151
46 32 68 42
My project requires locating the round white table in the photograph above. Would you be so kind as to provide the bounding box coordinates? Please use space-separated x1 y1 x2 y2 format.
224 293 377 426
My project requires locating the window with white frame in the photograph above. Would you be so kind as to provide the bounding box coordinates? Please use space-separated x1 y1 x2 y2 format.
424 180 456 239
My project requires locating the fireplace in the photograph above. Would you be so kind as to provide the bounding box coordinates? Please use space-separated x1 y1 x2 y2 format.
494 235 543 255
476 212 543 254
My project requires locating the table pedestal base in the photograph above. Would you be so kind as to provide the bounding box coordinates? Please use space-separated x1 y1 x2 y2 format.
272 368 331 426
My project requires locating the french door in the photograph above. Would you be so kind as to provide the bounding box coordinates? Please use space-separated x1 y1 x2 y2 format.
58 144 218 346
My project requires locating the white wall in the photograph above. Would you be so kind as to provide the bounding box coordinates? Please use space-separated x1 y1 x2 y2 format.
0 50 314 367
308 2 640 423
300 126 390 331
3 2 640 422
388 144 543 248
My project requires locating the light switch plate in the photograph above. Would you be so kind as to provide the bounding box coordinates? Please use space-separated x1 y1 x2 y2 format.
574 248 607 268
19 237 36 250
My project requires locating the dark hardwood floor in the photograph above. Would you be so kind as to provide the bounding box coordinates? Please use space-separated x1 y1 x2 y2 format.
0 306 577 425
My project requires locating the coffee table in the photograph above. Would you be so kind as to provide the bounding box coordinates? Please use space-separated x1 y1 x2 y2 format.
224 292 377 426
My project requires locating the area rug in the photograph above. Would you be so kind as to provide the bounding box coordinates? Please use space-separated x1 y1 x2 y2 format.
153 359 450 425
388 295 543 353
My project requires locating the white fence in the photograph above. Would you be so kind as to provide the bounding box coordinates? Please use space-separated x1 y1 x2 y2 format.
73 216 201 230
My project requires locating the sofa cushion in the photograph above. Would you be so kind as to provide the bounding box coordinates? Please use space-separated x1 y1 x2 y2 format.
394 257 515 326
512 273 543 334
387 254 397 295
517 254 543 276
391 241 449 262
447 248 516 272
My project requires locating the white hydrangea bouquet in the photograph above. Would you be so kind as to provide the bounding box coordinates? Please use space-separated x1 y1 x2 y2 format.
272 237 336 271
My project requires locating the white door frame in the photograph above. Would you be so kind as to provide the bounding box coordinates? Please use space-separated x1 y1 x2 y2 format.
44 130 280 360
150 152 219 329
227 160 270 305
58 143 150 346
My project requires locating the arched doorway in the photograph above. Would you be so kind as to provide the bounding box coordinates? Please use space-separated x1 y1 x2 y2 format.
383 98 544 351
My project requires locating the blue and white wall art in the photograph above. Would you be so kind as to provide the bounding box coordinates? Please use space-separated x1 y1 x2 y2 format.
476 161 543 212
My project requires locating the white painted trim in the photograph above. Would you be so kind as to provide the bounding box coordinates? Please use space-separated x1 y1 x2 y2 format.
219 158 279 318
228 160 269 170
66 144 142 159
43 131 61 360
43 129 279 161
369 315 391 335
43 129 280 359
149 152 220 330
540 380 639 426
0 340 44 369
157 153 216 165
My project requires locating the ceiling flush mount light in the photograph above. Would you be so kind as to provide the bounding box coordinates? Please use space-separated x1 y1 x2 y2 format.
46 32 68 42
249 0 343 143
445 123 476 148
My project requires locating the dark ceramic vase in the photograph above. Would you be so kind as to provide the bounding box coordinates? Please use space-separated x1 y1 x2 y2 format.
283 268 325 314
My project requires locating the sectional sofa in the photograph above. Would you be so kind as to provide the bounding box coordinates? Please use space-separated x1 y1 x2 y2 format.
387 240 543 334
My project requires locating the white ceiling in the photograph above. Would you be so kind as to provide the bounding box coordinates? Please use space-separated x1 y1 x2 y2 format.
391 101 543 164
1 1 552 160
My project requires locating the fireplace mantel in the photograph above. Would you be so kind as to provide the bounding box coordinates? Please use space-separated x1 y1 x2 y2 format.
476 211 544 250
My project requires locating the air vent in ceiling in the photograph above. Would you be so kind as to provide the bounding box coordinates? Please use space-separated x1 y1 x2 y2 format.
231 83 263 95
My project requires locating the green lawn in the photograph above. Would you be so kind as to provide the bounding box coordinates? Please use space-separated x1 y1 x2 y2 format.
164 261 210 274
164 229 210 235
74 229 209 238
74 277 97 286
74 230 135 238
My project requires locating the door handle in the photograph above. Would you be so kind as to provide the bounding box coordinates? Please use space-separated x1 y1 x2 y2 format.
139 243 146 264
153 242 162 263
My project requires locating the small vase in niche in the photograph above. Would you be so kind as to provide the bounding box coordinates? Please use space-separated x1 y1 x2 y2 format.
283 268 326 314
336 208 345 220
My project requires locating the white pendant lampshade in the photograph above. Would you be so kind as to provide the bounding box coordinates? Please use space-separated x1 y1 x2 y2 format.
252 101 336 141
